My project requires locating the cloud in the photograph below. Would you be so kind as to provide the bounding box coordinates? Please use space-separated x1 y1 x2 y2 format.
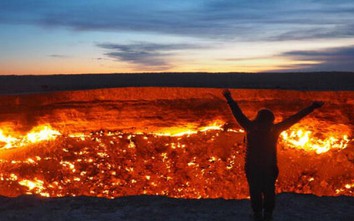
97 42 202 70
1 0 354 41
49 54 69 58
278 45 354 71
270 24 354 41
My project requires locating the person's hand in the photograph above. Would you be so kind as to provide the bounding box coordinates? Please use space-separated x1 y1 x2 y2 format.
312 101 324 109
222 89 232 99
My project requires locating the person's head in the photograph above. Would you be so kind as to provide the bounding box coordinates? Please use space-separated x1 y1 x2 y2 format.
255 109 275 124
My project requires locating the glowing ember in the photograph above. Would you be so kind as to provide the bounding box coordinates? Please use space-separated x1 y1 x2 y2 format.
0 121 352 199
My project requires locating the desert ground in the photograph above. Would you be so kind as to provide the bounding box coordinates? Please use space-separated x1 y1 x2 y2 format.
0 72 353 95
0 193 353 221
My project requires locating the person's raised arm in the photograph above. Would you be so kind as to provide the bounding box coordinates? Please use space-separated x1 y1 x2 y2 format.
275 101 324 131
222 89 251 130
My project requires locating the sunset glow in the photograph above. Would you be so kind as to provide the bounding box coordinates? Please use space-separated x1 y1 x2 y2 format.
1 1 354 74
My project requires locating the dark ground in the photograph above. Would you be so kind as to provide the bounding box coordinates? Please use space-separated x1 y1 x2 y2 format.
0 193 353 221
0 72 353 95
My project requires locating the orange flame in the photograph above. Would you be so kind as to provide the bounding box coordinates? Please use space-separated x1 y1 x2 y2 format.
18 178 50 197
0 125 61 149
152 120 351 154
1 122 350 154
153 120 225 137
281 128 350 154
0 121 352 198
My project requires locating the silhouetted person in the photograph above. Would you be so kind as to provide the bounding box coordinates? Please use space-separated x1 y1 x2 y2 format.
222 89 324 221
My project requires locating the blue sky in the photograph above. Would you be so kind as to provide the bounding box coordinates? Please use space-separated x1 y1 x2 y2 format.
0 0 354 74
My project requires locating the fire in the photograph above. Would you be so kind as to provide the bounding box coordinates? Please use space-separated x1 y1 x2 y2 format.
0 125 61 149
153 120 225 137
18 178 49 197
0 88 352 200
25 125 61 143
281 128 350 154
152 120 245 137
0 131 18 149
0 121 352 199
0 122 350 153
153 120 351 155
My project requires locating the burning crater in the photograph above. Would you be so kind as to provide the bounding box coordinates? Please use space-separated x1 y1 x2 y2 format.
0 88 352 199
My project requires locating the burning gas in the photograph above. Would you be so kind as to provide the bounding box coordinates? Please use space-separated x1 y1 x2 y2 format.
0 125 61 149
0 122 350 154
281 128 350 154
0 88 353 199
0 121 352 199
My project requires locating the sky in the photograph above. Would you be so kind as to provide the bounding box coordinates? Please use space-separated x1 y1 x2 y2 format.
0 0 354 75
